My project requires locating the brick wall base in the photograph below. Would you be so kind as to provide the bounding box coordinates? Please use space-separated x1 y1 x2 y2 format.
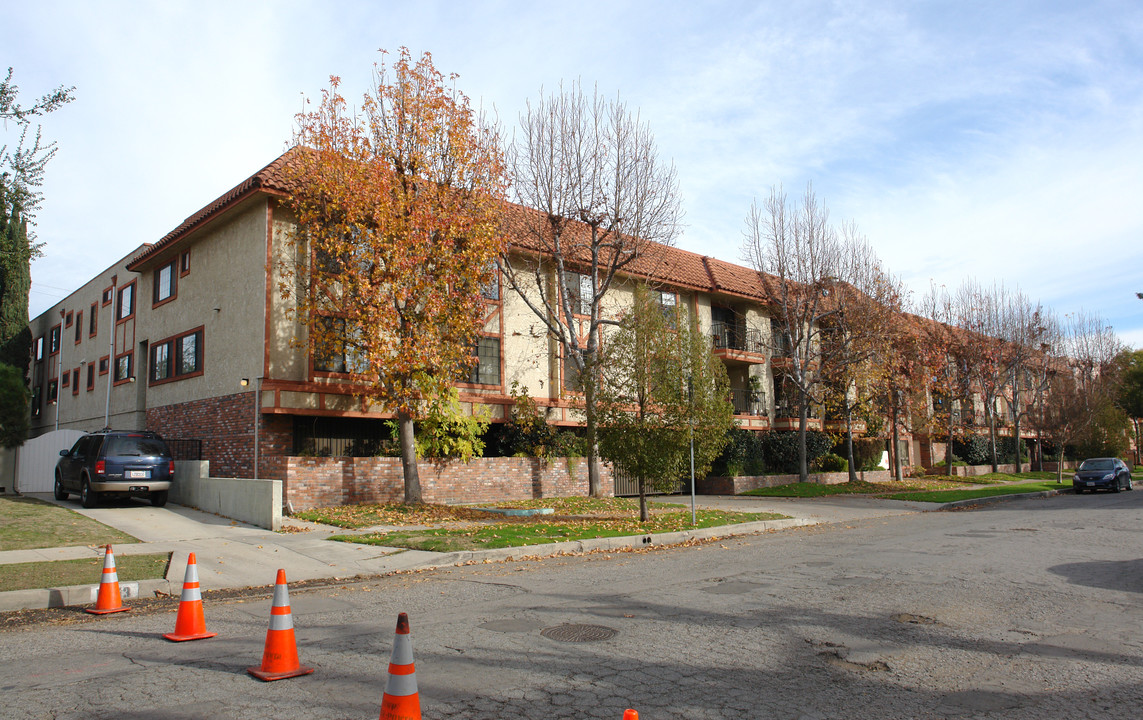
285 456 614 510
697 470 894 494
148 391 255 479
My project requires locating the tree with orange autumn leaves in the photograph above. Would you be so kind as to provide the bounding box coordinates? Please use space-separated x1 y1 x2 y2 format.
280 49 508 503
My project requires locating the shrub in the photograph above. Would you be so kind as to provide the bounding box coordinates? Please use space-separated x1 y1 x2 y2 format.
759 430 832 475
814 452 848 473
711 428 765 477
832 438 885 471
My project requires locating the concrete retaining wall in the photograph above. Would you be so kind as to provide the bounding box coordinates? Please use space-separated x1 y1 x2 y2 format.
172 461 282 530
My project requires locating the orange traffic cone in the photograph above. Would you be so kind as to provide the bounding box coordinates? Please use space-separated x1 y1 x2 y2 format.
163 553 217 642
379 612 421 720
623 711 639 719
85 544 131 615
247 569 314 681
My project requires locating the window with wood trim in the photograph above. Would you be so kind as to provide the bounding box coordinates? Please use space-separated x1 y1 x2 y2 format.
89 302 98 337
74 311 83 344
467 336 501 385
154 260 177 305
180 251 191 276
62 370 70 388
34 336 44 361
49 325 61 355
87 364 95 391
98 356 109 376
149 328 203 384
114 352 133 383
48 379 58 403
102 286 114 306
71 369 79 395
117 282 136 321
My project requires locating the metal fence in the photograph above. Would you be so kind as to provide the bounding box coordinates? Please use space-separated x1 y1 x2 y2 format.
612 466 685 497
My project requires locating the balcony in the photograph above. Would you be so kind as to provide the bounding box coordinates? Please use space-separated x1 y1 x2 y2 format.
772 416 823 432
825 419 867 435
711 322 767 364
730 388 766 416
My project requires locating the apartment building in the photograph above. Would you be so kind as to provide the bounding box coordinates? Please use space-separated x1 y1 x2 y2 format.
30 150 829 489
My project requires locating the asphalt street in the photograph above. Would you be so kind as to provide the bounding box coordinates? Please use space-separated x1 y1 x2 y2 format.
2 488 1141 719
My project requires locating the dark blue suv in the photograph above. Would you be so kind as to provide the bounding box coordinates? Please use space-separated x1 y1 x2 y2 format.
55 431 174 508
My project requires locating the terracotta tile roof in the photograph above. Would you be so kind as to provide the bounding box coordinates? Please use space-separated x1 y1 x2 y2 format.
126 149 301 270
129 148 778 303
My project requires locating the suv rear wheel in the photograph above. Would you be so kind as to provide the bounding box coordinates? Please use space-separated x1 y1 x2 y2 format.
150 490 168 508
81 479 99 508
54 473 68 501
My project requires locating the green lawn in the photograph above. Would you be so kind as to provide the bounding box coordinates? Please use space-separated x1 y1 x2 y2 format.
0 553 170 592
311 497 788 552
0 495 137 551
883 480 1072 503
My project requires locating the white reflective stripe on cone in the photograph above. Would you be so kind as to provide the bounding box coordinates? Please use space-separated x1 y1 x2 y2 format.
269 612 295 631
390 633 414 665
384 671 418 697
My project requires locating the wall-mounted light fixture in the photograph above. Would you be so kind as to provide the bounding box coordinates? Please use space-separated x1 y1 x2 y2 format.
240 378 250 387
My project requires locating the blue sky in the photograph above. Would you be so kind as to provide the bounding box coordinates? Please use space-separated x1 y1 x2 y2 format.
7 0 1142 347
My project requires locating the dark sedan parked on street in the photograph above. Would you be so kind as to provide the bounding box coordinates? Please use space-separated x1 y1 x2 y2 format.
1073 457 1133 493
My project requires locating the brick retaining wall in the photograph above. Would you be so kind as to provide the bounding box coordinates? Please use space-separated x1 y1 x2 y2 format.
148 391 255 479
697 469 894 495
285 456 614 510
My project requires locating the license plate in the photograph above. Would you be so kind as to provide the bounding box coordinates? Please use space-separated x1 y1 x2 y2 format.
129 486 147 492
126 470 150 479
1084 481 1092 486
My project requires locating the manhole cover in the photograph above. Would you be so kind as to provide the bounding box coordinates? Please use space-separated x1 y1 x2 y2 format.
540 623 618 643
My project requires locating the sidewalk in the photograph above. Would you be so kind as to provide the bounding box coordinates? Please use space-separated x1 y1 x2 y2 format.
0 492 934 612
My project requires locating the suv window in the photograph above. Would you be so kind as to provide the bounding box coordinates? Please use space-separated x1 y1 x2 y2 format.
104 435 170 457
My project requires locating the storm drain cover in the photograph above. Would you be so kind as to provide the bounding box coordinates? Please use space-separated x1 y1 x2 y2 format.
540 623 618 643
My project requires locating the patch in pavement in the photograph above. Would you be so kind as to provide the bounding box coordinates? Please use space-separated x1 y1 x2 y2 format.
479 618 542 633
540 623 618 643
937 689 1023 715
702 581 765 594
892 612 939 625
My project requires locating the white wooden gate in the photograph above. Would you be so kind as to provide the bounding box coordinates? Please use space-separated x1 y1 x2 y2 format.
15 430 86 493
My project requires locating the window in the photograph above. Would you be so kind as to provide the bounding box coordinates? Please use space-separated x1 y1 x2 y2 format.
98 356 109 375
74 311 83 344
31 386 41 417
154 260 176 305
177 332 199 375
65 311 73 328
114 352 133 383
480 265 500 301
563 348 583 393
62 371 70 388
655 290 678 326
562 271 593 316
49 325 61 355
180 251 191 276
117 282 135 321
48 379 58 403
151 342 170 381
102 286 114 306
89 302 98 337
468 337 500 385
34 336 44 361
149 328 204 384
313 317 366 374
87 364 95 391
72 369 79 395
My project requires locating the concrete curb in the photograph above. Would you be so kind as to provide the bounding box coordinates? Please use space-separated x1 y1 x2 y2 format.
933 487 1071 511
1 578 173 612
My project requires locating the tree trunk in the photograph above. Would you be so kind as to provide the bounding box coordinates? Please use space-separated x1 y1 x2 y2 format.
1012 385 1023 473
1057 446 1065 483
584 378 602 497
987 405 999 473
891 389 903 482
945 410 955 477
398 410 422 504
845 398 857 484
638 478 648 522
798 392 810 483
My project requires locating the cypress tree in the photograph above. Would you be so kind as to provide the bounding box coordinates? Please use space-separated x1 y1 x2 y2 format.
0 185 32 380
